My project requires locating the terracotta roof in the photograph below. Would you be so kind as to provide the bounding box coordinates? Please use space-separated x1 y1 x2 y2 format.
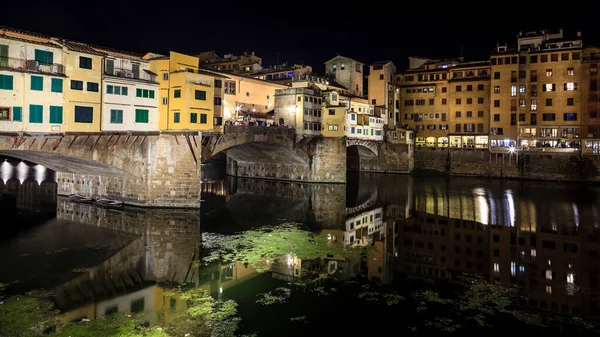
87 44 144 58
0 34 60 48
201 68 288 86
59 40 106 56
196 69 229 79
0 25 52 39
143 69 158 76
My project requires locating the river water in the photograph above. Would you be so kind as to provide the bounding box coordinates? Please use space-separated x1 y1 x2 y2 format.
1 157 600 336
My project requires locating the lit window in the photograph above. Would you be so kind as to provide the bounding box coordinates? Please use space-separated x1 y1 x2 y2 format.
565 82 576 91
546 270 553 280
519 265 525 274
519 85 526 93
511 85 517 97
546 69 553 77
567 273 575 284
546 285 552 294
511 261 516 276
531 248 536 257
493 263 499 273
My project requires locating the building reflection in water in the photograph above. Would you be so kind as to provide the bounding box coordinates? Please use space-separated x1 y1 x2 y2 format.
401 177 600 320
5 162 600 324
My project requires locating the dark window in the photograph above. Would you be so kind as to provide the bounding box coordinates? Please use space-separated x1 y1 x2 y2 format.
195 90 206 100
494 72 500 80
79 56 92 69
494 100 500 107
74 106 93 123
477 84 484 90
87 82 98 92
70 80 83 90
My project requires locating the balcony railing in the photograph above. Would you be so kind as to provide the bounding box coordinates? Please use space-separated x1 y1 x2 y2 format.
0 56 65 75
105 67 156 82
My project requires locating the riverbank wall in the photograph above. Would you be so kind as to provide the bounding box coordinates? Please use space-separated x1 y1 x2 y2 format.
414 148 600 182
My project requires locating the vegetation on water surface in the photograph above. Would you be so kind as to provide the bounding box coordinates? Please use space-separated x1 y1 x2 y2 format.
0 286 242 337
200 223 370 271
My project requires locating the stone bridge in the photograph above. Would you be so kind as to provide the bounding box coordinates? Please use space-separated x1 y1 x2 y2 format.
346 137 381 156
0 132 201 208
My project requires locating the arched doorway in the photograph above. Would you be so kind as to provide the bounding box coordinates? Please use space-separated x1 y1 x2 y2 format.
278 118 284 126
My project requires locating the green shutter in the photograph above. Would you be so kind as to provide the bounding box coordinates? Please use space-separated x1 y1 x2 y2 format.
29 104 43 123
136 88 142 97
0 44 7 68
135 109 149 123
110 109 123 124
122 87 128 96
114 86 120 95
106 59 114 75
30 76 43 91
107 85 113 94
49 106 63 123
12 107 22 121
0 74 13 90
174 89 181 98
51 78 63 93
190 113 197 123
149 90 155 99
34 50 52 64
200 113 207 124
142 89 149 98
174 112 180 123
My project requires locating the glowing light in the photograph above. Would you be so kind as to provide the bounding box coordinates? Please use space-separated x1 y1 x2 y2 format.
473 188 489 225
287 254 294 267
546 285 552 294
511 261 516 276
509 146 515 153
219 287 223 294
567 273 575 284
572 202 580 228
16 161 28 184
34 164 46 185
235 105 241 112
546 270 553 280
504 189 515 227
0 160 11 183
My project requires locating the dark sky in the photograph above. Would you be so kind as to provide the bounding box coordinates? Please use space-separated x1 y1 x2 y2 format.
4 2 599 73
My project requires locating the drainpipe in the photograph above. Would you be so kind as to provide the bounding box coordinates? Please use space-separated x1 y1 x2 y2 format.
99 55 104 134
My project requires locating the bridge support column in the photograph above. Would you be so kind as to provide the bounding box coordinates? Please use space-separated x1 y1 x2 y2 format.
305 137 346 183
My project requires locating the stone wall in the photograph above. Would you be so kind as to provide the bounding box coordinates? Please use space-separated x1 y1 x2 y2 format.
304 137 346 183
56 198 200 283
349 143 413 174
414 147 600 181
0 134 201 208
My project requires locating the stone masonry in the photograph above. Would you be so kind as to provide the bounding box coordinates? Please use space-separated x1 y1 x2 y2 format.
0 133 201 208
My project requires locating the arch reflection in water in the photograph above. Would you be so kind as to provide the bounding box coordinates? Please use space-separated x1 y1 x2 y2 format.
0 158 57 217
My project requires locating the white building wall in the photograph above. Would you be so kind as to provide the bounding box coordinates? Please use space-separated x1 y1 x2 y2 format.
101 78 159 131
0 37 64 66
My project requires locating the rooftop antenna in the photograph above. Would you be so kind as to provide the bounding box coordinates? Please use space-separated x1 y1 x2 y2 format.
459 45 464 62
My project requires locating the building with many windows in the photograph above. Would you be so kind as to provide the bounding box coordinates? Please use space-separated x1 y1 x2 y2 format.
54 40 104 133
147 51 216 131
251 64 313 85
96 46 159 132
490 29 583 152
197 50 262 74
448 61 491 148
397 57 458 148
582 46 600 154
368 60 399 128
274 86 323 134
0 27 66 134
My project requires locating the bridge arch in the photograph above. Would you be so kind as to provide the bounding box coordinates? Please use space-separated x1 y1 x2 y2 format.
201 125 297 162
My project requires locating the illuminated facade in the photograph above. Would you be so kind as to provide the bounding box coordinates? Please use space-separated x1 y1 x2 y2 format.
274 86 323 135
582 46 600 154
490 29 583 152
368 60 400 128
197 50 262 74
251 64 313 85
0 28 66 134
324 55 364 97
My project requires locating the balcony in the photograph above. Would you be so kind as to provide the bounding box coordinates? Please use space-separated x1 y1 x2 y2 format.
0 56 65 75
105 67 156 83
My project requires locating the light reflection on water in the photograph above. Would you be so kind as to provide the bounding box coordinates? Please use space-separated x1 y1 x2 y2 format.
2 161 600 333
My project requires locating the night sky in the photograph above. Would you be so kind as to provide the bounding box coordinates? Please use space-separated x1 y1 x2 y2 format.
4 2 600 73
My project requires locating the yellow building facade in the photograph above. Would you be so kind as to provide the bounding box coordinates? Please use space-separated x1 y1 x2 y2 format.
448 62 490 148
147 51 215 131
321 90 346 137
55 40 104 133
490 29 582 152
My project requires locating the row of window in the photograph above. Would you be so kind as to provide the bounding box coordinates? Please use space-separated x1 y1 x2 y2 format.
414 124 449 130
0 105 93 123
70 80 98 92
171 112 208 124
491 52 581 66
405 97 485 106
109 109 149 124
299 96 322 104
405 113 448 121
0 74 65 92
348 127 383 136
493 97 576 110
173 89 206 100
